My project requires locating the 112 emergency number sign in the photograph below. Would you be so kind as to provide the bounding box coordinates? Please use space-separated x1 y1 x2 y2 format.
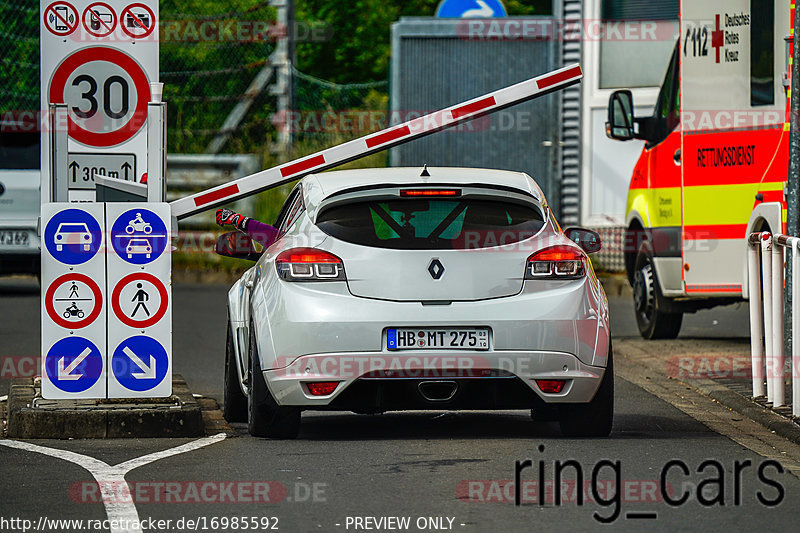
40 0 159 202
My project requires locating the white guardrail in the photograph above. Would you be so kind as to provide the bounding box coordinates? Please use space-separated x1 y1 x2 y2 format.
747 232 800 415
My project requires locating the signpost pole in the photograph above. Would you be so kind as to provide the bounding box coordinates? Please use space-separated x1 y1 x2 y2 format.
49 103 69 202
147 101 166 203
787 4 800 362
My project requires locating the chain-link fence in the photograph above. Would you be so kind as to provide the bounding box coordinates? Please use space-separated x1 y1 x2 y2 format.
292 66 387 152
0 1 39 113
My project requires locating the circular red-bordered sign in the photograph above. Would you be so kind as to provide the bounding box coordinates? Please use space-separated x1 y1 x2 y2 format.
120 3 156 39
112 272 169 329
82 2 117 38
44 1 79 37
49 46 150 147
45 273 103 330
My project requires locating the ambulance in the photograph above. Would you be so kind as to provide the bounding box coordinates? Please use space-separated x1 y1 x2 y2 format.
606 0 792 338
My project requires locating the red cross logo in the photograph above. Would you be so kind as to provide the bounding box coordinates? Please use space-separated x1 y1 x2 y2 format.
711 14 724 63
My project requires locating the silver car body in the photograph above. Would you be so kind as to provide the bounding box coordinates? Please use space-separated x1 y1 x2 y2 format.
0 169 41 275
227 167 610 410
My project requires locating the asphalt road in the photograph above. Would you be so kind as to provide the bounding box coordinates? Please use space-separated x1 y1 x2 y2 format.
1 276 797 533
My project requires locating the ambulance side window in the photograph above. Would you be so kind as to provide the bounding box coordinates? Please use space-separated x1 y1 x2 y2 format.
750 0 774 107
649 43 680 147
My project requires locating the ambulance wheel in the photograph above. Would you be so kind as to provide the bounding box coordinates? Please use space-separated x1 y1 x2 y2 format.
223 319 247 423
247 321 301 439
633 248 682 339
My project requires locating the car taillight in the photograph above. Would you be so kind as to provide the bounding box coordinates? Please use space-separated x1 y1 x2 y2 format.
535 379 566 394
306 381 339 396
275 248 346 281
525 245 586 280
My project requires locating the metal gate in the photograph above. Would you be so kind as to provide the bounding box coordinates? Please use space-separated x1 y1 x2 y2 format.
389 17 562 215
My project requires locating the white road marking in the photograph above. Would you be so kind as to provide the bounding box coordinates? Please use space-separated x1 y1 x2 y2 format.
0 433 226 533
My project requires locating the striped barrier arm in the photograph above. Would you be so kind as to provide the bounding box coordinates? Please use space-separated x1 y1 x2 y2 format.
169 64 583 220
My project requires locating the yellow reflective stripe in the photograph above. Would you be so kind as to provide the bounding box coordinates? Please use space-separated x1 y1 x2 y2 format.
683 183 782 226
626 187 681 227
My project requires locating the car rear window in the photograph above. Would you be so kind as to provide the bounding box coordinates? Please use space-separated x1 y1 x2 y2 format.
316 198 545 250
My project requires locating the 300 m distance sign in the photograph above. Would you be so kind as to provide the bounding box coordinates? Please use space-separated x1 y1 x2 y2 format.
49 46 150 148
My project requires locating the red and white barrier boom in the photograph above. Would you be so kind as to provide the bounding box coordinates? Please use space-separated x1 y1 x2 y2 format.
170 64 583 220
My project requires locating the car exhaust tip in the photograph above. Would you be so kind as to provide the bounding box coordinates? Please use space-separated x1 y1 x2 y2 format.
417 380 458 402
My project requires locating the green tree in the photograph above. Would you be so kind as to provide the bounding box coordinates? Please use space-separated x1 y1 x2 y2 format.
295 0 551 83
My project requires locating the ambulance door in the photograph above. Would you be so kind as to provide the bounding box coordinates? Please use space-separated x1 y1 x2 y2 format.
680 0 788 296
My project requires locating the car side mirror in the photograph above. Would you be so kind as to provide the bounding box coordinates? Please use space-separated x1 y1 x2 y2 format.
215 231 262 261
564 227 602 254
606 89 635 141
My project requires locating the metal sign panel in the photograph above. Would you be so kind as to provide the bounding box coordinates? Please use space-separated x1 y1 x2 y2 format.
106 203 171 398
41 203 107 399
68 152 136 189
40 0 158 202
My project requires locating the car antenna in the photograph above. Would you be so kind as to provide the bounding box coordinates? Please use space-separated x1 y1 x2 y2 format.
420 165 430 177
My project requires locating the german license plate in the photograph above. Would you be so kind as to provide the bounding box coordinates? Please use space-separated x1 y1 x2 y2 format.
387 328 489 351
0 231 29 246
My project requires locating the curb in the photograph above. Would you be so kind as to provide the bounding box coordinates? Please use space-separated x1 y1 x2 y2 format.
616 339 800 446
7 374 205 439
686 378 800 445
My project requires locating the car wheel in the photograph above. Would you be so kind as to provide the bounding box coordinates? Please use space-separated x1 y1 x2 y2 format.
247 321 301 439
558 343 614 438
632 246 682 339
223 319 247 423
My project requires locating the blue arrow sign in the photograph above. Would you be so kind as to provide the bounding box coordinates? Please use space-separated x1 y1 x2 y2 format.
112 336 169 392
44 337 103 393
436 0 507 18
110 208 168 265
43 209 102 265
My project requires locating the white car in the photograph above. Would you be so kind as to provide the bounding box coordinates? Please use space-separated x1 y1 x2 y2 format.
219 167 612 439
55 222 92 251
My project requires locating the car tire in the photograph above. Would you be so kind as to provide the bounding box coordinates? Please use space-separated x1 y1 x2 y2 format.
558 343 614 438
223 319 247 423
632 246 682 339
247 321 301 439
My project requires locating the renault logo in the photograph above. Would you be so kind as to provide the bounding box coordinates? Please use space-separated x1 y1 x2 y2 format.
428 258 445 280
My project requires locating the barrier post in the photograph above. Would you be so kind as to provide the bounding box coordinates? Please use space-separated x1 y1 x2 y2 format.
761 233 775 402
748 237 765 397
771 241 786 406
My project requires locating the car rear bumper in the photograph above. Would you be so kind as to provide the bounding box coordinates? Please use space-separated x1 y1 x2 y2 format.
262 349 605 408
251 275 610 369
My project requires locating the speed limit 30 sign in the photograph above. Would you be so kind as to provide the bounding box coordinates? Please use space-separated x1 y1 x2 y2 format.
40 0 159 201
49 46 150 147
